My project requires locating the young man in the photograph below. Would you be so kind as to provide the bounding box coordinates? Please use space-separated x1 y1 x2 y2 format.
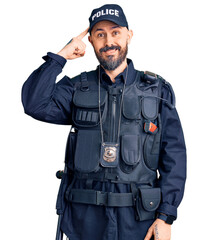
22 4 186 240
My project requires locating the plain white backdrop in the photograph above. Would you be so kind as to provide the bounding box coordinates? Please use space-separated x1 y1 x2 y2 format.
1 0 208 239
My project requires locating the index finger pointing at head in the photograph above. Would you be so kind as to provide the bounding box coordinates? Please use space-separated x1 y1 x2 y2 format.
77 27 89 40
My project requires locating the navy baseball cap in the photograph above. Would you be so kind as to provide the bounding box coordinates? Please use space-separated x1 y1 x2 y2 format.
89 4 129 33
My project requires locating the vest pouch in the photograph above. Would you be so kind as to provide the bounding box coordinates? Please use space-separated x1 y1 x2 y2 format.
120 135 141 173
74 130 101 173
138 187 161 221
142 96 158 121
144 117 161 170
138 80 159 121
122 95 141 120
65 130 77 171
72 89 107 127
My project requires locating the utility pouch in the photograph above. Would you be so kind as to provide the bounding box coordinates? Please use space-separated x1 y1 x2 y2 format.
137 187 161 221
72 88 107 127
65 129 77 171
137 78 160 122
141 96 158 121
120 135 141 173
143 116 162 170
74 129 101 173
122 95 141 120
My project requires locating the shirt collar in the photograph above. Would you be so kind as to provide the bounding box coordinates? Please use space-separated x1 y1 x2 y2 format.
97 58 137 87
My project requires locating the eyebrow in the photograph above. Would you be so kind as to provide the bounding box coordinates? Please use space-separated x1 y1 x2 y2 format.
111 25 121 29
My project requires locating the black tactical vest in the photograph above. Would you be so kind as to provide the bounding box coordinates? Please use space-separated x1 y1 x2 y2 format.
60 70 174 221
68 70 161 182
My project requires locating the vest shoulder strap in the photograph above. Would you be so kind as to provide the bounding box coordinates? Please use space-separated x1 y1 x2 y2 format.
160 78 176 109
80 71 89 91
143 70 176 109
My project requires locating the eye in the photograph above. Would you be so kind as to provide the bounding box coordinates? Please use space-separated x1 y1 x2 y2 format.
113 31 120 36
97 33 105 38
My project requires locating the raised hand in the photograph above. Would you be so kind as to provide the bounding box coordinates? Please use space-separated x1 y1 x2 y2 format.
57 28 89 60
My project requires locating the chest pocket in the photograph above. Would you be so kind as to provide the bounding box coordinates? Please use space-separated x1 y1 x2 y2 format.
122 95 141 120
72 88 108 127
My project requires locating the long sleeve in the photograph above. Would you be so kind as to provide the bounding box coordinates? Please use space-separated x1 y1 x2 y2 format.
157 83 187 219
21 52 74 125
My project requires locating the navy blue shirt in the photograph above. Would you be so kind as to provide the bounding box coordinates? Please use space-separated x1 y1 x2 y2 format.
22 52 186 220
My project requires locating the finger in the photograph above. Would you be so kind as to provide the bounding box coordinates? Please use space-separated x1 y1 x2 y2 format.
74 45 85 53
72 51 86 59
77 27 89 40
74 46 86 55
75 41 86 50
74 49 85 55
80 51 86 57
144 229 153 240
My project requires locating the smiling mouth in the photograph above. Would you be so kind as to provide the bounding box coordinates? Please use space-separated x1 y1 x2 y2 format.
105 49 118 55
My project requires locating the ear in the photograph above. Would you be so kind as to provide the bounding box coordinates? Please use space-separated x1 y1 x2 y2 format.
127 29 133 44
88 35 93 46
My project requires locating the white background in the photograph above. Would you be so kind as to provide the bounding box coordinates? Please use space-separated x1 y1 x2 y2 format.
1 0 208 239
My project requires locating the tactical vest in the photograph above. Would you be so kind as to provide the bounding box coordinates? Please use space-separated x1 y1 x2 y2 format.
59 70 175 222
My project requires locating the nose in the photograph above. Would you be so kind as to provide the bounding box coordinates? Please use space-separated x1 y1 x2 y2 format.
105 34 114 46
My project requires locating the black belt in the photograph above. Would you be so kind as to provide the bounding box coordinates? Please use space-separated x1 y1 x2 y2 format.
66 188 134 207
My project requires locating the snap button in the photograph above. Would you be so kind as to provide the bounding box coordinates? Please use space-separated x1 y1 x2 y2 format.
149 201 154 206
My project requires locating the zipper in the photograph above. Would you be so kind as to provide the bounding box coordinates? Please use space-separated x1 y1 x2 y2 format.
112 95 117 142
108 93 117 143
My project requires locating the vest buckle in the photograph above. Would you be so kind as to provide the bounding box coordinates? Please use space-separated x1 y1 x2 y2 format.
96 191 107 206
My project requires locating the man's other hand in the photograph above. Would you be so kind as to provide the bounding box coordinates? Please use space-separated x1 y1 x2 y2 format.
57 28 89 60
144 219 171 240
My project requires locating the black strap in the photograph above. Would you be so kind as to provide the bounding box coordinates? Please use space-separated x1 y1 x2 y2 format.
75 171 119 181
131 183 140 221
66 188 134 207
80 72 89 91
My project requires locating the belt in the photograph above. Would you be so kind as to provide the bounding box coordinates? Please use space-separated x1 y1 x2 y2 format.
66 188 134 207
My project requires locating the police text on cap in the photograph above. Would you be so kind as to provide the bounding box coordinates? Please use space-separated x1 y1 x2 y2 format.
92 9 119 21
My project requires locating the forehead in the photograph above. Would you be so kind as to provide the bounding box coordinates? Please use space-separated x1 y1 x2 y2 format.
92 20 122 33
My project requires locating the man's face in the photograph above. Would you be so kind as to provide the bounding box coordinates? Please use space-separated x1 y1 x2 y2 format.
88 21 133 71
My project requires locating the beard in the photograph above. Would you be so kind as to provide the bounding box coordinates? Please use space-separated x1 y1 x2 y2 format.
94 43 128 71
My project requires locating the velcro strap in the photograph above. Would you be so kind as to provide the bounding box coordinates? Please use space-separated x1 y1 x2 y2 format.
67 188 134 207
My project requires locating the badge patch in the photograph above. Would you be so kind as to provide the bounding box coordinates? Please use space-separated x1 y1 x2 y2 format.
103 146 117 162
100 142 119 167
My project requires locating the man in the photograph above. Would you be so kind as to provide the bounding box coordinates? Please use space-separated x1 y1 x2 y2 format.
21 4 186 240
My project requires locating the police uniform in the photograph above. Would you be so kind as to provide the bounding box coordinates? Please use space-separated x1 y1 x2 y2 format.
21 4 186 240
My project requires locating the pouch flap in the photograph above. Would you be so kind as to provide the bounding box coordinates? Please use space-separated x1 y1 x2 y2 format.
123 95 141 120
140 188 161 211
73 89 107 108
121 135 141 165
142 97 158 120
